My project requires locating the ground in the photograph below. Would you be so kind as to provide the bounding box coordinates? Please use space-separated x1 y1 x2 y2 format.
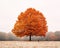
0 41 60 48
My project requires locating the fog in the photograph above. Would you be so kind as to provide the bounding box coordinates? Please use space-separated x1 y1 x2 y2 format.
0 31 60 41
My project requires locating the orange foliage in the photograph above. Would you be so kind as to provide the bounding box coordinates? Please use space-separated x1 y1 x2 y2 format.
12 8 48 37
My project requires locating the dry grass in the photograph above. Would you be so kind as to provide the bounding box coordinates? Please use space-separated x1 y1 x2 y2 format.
0 41 60 48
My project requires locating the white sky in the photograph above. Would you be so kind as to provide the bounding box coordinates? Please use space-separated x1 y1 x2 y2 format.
0 0 60 32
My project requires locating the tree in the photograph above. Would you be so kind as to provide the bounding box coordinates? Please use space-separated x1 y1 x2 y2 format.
55 31 60 41
45 32 57 41
12 8 48 41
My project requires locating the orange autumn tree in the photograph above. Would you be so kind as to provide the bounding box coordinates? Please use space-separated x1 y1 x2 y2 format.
12 8 48 41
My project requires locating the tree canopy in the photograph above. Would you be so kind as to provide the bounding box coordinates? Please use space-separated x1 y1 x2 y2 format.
12 8 48 37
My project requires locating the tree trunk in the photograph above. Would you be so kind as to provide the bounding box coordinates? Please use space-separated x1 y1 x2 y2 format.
29 33 31 41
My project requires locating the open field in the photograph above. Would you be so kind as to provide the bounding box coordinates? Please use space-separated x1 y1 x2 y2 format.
0 41 60 48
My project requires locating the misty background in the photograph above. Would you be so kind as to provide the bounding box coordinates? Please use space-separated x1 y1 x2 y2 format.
0 31 60 41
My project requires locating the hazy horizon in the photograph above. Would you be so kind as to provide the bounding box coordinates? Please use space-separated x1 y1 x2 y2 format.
0 31 60 41
0 0 60 32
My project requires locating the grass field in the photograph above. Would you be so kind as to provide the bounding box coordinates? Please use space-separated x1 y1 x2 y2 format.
0 41 60 48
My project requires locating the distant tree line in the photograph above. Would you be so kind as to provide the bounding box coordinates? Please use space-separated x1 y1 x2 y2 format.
0 31 60 41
